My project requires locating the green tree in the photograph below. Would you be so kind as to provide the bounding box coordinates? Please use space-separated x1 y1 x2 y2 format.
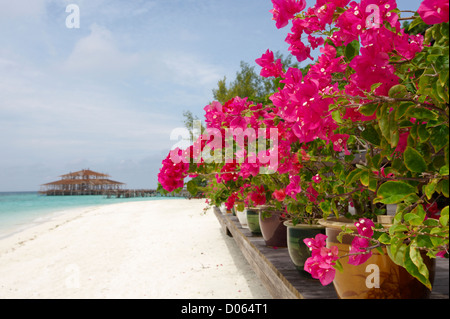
212 51 300 104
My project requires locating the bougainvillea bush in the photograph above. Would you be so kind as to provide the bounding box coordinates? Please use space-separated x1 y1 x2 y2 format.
158 0 449 289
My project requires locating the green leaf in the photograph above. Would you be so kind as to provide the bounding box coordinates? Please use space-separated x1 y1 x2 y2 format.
378 233 391 245
361 125 381 146
375 181 417 204
360 171 369 187
186 180 198 196
319 200 332 217
370 83 383 92
395 102 414 120
345 168 363 186
404 146 427 173
333 260 344 272
236 202 245 212
387 241 407 267
440 165 449 176
439 69 449 87
331 110 343 124
408 16 425 31
439 179 449 197
378 104 391 144
406 245 432 290
368 177 377 191
344 40 360 60
388 84 408 98
417 125 431 143
424 179 439 200
415 235 434 249
404 205 426 226
440 206 449 226
430 125 449 152
389 224 409 235
359 103 378 116
389 111 398 148
446 146 449 167
406 107 438 120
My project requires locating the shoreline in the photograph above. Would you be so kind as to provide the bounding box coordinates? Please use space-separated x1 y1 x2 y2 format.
0 194 181 240
0 199 272 299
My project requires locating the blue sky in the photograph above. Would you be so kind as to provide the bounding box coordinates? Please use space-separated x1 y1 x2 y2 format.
0 0 424 191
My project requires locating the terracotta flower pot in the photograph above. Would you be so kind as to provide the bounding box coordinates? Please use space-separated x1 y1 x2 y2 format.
319 217 436 299
246 208 261 235
284 221 325 274
259 210 288 247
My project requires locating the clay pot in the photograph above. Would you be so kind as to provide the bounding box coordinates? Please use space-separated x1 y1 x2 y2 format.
259 210 288 247
246 208 261 235
319 217 435 299
284 221 325 274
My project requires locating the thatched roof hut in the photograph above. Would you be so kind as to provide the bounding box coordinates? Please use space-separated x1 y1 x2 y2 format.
40 169 125 195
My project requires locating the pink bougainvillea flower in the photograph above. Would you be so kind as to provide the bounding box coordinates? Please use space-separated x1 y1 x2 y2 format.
158 148 190 193
394 130 410 154
314 1 338 26
286 175 302 199
273 188 287 202
308 34 325 50
348 237 373 265
300 149 311 161
424 202 440 220
418 0 449 25
285 34 313 62
373 167 394 179
304 233 327 250
306 183 319 203
394 30 424 60
343 107 376 122
347 218 375 265
304 234 339 285
355 218 375 238
216 163 239 184
312 174 322 183
248 185 267 206
330 134 351 155
255 49 285 78
270 0 307 29
304 245 339 285
225 192 239 210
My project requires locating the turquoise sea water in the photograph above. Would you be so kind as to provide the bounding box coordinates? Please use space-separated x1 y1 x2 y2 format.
0 192 175 239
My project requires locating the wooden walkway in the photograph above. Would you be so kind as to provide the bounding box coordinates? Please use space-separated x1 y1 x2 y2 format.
214 207 449 299
40 189 192 198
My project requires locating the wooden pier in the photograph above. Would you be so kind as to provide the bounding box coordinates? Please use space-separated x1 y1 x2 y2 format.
214 207 449 299
103 189 191 198
104 189 159 198
40 188 192 198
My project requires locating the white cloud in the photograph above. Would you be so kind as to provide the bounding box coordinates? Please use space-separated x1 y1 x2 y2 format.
0 0 47 19
62 24 140 74
163 53 224 88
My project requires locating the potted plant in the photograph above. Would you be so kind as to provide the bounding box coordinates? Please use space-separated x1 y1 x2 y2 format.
256 0 449 298
157 0 448 299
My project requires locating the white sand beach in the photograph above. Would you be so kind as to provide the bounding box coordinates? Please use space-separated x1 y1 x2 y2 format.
0 199 272 299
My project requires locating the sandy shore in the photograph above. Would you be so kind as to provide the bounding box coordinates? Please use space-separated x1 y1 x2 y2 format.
0 199 271 299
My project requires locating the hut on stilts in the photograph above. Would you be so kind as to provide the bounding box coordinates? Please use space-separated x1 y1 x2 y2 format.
40 169 125 196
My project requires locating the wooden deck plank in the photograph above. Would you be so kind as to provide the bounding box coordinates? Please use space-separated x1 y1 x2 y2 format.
214 207 449 299
214 207 336 299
